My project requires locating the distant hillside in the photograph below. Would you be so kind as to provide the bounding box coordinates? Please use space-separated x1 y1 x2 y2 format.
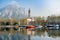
0 2 27 20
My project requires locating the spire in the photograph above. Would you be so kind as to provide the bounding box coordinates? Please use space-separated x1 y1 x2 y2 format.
28 8 31 18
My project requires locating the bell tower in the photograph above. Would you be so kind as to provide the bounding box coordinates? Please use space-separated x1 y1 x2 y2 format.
28 8 30 18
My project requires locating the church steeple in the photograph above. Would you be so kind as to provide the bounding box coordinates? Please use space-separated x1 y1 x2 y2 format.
28 8 31 18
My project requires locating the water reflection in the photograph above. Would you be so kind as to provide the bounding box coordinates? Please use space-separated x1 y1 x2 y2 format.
0 28 60 40
48 30 60 37
0 31 28 40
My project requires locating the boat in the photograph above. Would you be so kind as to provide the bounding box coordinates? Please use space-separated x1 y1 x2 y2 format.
26 25 35 30
45 25 59 30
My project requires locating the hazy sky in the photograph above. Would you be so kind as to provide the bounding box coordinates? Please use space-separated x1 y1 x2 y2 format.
0 0 60 17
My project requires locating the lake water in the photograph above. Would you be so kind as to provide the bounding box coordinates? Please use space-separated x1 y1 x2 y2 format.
0 29 60 40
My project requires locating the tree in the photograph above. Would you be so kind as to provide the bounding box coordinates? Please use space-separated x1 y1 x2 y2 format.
20 18 27 25
5 22 10 25
36 16 42 25
13 22 18 25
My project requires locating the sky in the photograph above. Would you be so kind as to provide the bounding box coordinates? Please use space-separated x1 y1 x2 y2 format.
0 0 60 17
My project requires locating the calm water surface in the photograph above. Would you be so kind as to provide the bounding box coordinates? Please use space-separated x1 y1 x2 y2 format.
0 29 60 40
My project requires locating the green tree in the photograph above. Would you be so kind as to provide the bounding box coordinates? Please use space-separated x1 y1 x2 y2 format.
36 16 42 25
20 18 27 25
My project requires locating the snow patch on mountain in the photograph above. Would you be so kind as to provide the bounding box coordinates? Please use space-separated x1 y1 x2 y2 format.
0 1 27 19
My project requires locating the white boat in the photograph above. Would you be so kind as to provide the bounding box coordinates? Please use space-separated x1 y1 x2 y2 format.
46 25 59 30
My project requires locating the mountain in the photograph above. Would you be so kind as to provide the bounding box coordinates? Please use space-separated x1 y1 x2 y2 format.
0 1 27 20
